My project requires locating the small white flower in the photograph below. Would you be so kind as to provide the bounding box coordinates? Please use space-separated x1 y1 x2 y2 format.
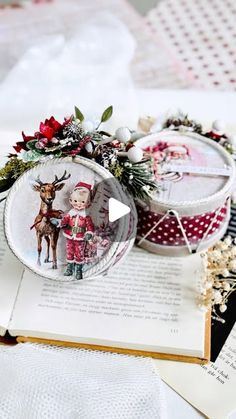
211 250 221 260
228 260 236 271
224 236 232 245
230 246 236 257
219 304 227 313
219 242 228 251
222 268 230 277
205 281 213 290
223 282 231 291
213 290 223 304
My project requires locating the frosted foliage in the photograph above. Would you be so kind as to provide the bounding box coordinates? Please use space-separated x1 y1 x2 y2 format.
0 343 166 419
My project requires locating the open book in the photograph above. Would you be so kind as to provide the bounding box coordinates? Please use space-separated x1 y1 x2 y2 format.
154 322 236 418
0 203 210 363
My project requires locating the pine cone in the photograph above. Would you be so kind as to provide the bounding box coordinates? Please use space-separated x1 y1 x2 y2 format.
63 121 85 140
95 145 117 169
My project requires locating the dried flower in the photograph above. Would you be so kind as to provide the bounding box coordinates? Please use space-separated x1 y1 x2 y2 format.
199 236 236 323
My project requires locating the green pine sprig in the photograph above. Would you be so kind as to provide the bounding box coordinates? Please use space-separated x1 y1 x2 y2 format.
110 160 158 200
0 157 36 193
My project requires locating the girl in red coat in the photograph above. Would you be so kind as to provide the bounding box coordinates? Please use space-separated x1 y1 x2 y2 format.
60 182 95 280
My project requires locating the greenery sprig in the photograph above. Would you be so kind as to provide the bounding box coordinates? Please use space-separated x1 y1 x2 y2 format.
0 158 35 193
0 105 158 201
110 161 157 200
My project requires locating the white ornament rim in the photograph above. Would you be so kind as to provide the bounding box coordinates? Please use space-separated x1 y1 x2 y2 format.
4 156 135 282
136 130 236 210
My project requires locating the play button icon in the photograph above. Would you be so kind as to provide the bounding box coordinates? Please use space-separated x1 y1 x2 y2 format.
108 197 131 222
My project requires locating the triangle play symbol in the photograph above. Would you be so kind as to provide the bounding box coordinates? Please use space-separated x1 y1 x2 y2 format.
108 197 130 223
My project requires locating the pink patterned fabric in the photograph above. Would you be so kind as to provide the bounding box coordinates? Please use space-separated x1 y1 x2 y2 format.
66 239 86 263
137 202 228 247
147 0 236 91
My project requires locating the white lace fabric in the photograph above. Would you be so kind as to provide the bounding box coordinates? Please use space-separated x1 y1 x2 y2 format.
0 343 166 419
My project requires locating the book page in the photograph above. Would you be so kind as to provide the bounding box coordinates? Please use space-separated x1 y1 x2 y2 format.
9 247 206 356
0 204 24 335
154 324 236 419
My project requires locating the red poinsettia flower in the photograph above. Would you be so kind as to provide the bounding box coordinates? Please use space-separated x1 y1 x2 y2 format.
13 116 70 154
39 116 62 140
13 131 36 153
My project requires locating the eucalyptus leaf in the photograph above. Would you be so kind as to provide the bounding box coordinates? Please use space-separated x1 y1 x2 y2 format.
75 106 84 122
101 106 113 123
54 150 62 157
26 140 38 151
23 150 43 162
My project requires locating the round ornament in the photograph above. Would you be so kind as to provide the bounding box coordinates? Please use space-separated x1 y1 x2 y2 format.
4 157 137 281
135 130 236 256
127 146 143 163
115 127 131 143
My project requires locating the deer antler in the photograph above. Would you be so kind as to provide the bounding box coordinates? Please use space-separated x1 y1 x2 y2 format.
52 170 71 185
34 175 44 186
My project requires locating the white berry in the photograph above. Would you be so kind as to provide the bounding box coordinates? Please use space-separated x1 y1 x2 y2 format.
228 134 236 147
212 119 225 134
81 120 94 133
127 146 143 163
115 127 131 143
85 142 94 153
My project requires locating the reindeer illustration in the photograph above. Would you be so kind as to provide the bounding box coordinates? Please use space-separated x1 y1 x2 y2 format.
31 170 71 269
